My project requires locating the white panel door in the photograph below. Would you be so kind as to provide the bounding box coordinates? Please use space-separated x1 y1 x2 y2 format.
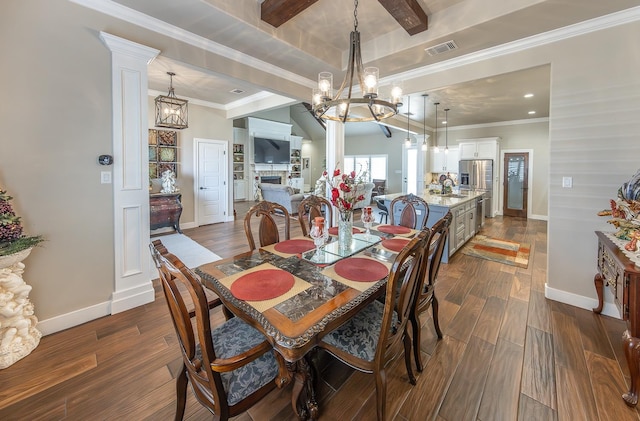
402 146 421 195
197 140 227 225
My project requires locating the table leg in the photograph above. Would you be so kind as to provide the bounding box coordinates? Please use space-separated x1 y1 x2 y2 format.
288 356 319 420
593 273 604 314
623 330 640 407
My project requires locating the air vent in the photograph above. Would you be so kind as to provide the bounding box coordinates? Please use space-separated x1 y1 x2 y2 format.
230 88 245 94
425 40 458 57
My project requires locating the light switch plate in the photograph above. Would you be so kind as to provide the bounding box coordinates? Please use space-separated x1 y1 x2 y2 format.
101 171 112 184
562 176 572 188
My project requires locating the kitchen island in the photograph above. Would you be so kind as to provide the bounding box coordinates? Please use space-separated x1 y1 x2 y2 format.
375 190 485 262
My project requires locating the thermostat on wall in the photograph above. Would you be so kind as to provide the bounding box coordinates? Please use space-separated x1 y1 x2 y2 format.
98 155 113 165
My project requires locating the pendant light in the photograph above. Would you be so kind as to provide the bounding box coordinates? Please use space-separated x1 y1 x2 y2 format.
433 102 440 153
155 72 189 129
444 108 450 154
421 94 428 151
404 95 411 147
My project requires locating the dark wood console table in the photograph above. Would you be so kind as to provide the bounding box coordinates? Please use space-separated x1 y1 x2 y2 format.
593 231 640 406
150 193 182 233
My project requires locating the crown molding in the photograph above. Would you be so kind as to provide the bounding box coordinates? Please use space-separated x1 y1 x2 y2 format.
70 0 316 89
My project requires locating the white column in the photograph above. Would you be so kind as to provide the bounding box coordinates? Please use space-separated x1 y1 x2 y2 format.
100 32 160 314
325 121 345 225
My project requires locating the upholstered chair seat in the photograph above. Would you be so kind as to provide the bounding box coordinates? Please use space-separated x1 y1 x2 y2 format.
194 316 279 406
321 301 398 362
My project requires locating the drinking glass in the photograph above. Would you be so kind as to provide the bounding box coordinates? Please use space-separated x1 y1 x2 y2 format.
361 206 374 240
309 218 325 261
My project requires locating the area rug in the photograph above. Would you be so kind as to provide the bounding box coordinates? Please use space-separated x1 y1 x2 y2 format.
462 235 530 268
153 233 221 268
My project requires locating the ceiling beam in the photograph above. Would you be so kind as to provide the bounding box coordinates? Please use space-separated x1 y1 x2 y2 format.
378 124 392 138
302 102 326 130
261 0 320 28
377 0 428 35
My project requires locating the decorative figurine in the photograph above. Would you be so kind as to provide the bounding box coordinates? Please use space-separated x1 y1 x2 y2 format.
161 170 179 194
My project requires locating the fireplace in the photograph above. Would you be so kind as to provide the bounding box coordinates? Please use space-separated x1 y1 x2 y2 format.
260 176 282 184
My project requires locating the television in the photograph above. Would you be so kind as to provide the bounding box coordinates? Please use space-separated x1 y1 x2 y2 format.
253 137 290 164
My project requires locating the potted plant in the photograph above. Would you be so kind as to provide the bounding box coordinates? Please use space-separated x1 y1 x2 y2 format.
0 189 43 369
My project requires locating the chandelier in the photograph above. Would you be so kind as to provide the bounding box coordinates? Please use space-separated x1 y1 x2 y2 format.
312 0 403 123
155 72 188 129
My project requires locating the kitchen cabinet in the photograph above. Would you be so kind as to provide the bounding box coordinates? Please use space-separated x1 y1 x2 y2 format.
430 147 459 173
458 138 499 160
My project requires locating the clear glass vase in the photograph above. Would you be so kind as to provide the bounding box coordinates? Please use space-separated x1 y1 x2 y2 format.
338 211 353 251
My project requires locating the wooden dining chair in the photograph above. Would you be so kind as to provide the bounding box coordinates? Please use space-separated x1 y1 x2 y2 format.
409 211 453 372
318 229 431 421
297 194 333 236
390 193 430 230
243 200 291 251
149 240 286 421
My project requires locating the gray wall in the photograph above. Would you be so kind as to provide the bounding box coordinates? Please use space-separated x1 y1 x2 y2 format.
450 120 550 218
3 0 638 327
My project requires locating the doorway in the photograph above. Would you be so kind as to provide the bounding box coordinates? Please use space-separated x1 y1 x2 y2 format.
195 139 228 225
402 145 424 195
503 152 529 218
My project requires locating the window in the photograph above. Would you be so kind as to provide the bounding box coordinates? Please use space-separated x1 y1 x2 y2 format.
343 155 387 182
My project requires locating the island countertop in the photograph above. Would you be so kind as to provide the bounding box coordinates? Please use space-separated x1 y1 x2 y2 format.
375 189 485 208
374 189 485 263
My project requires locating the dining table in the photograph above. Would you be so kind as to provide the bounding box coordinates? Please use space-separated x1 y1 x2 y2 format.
195 224 420 420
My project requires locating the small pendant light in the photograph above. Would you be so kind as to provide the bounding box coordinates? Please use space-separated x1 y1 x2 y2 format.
433 102 440 153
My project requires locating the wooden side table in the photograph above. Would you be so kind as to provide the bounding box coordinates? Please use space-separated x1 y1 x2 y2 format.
150 193 182 233
593 231 640 406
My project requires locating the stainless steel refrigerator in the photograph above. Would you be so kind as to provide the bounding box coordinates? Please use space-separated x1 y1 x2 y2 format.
458 159 494 218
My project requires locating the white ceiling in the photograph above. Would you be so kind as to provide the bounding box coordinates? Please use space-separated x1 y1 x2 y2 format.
88 0 640 134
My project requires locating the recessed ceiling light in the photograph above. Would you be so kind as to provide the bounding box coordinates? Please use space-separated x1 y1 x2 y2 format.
528 111 536 115
524 93 534 98
230 88 244 94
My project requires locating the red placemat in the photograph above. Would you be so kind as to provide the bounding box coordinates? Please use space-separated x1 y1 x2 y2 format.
274 239 315 254
230 269 295 301
381 238 411 252
328 226 362 235
377 225 411 235
334 258 388 282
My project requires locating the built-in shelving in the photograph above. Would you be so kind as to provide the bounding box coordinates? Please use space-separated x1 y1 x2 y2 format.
233 143 244 180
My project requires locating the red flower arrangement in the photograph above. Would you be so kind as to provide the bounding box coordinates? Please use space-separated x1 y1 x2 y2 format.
325 168 365 217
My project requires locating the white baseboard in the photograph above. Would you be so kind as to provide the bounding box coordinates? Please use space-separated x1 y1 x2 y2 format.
111 282 155 314
39 282 156 336
545 283 621 319
529 213 548 221
38 301 111 336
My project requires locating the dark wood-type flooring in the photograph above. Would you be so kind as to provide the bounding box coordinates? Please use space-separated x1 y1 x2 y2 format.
1 201 638 420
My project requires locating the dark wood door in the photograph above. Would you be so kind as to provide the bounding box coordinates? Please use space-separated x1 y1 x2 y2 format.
503 152 528 218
